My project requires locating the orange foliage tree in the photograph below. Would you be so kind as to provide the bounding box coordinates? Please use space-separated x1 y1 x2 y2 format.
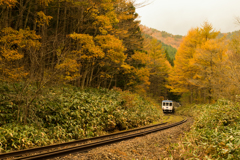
168 22 229 104
0 0 152 124
0 27 41 82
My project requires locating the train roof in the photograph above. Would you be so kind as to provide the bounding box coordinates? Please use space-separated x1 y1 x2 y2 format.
162 100 174 102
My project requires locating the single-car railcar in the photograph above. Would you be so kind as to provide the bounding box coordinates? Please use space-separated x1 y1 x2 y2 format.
162 100 180 113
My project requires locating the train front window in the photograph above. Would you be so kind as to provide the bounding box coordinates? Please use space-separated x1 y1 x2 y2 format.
170 103 172 106
163 102 165 106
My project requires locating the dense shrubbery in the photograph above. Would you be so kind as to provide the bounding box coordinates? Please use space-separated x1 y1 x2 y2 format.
170 101 240 159
0 83 162 152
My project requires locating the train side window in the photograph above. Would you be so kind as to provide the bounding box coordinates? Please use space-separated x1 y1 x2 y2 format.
170 103 172 106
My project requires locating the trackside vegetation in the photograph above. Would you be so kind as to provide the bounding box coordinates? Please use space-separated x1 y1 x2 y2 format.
167 101 240 159
0 83 163 152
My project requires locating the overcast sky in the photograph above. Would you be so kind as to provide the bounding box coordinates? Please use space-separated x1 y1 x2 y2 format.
135 0 240 35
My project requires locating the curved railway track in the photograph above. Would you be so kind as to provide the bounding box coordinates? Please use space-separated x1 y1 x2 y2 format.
0 118 187 160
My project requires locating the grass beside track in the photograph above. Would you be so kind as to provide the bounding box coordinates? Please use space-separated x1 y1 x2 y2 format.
165 101 240 159
161 114 184 123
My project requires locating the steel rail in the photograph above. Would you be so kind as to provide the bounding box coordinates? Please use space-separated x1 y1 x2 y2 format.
14 119 187 160
0 121 168 159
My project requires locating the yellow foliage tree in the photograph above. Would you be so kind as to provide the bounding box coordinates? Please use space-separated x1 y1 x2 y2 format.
168 28 201 94
126 50 150 93
192 37 228 101
129 38 171 98
214 32 240 101
94 34 126 88
0 27 41 82
168 22 220 103
0 0 17 7
58 33 126 88
147 39 171 99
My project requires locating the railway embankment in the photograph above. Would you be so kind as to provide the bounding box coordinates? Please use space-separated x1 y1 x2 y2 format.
64 101 240 159
0 119 188 159
53 115 192 160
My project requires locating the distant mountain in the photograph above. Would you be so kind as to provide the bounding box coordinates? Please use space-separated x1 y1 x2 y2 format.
140 25 240 64
141 33 176 66
140 25 183 49
217 30 240 39
140 25 181 65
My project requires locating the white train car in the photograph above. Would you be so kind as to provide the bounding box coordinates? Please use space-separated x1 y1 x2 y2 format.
162 100 180 113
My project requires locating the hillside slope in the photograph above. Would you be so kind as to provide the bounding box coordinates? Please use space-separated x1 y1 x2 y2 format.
142 33 177 62
140 25 240 49
140 25 183 49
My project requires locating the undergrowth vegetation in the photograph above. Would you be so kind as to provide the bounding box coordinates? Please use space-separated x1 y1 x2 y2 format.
0 83 163 152
169 101 240 159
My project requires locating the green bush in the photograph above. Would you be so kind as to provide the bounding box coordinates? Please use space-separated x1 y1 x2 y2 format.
0 124 51 152
0 84 163 152
170 102 240 159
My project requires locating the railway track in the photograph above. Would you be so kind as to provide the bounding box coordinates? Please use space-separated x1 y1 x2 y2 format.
0 119 187 160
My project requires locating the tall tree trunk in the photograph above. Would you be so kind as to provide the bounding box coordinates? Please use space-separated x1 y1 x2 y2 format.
89 66 94 87
1 6 8 30
115 75 117 87
33 1 38 31
108 77 113 89
24 1 32 29
86 74 90 87
63 2 67 37
15 0 24 30
55 0 60 38
208 52 213 104
23 98 29 124
5 7 9 28
8 8 12 28
52 0 60 70
81 65 89 89
191 89 193 104
77 65 82 87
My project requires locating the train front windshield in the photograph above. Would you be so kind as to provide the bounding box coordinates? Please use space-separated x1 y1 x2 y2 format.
163 102 172 106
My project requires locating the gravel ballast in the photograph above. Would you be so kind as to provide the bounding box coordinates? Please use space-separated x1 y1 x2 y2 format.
53 118 193 160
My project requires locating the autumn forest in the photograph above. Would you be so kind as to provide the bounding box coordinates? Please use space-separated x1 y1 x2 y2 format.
1 0 240 156
0 0 170 151
1 0 240 113
1 0 240 107
0 0 172 105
